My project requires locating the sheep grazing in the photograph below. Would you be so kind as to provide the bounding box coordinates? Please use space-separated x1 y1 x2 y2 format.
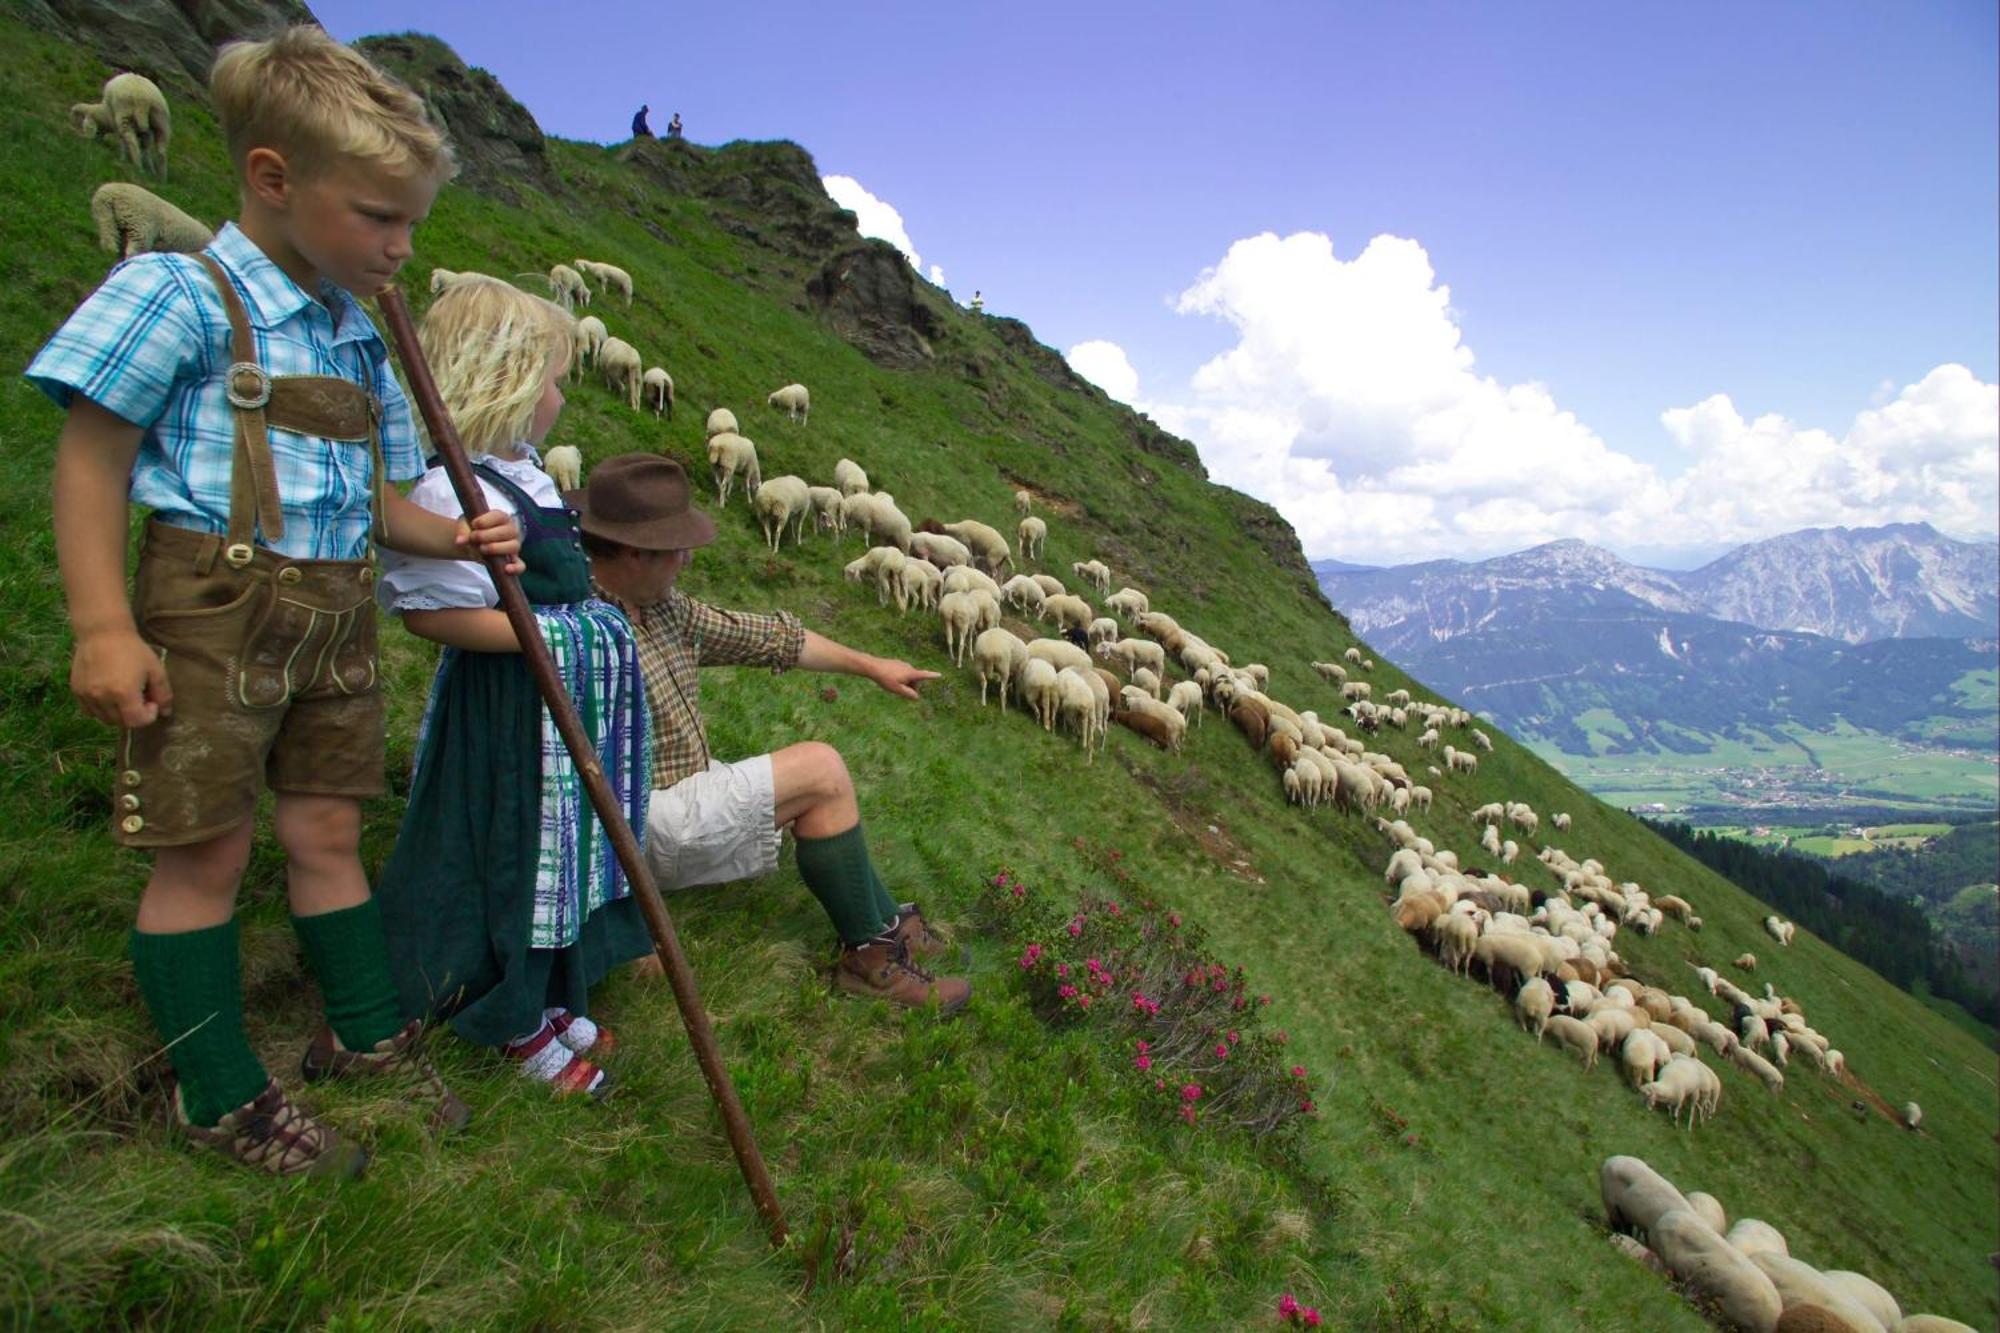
767 382 811 423
1166 679 1204 727
574 258 633 306
1763 915 1796 947
1745 1253 1887 1333
941 520 1012 575
705 432 762 506
542 445 583 492
1311 660 1348 684
1552 812 1572 831
1544 1015 1598 1069
1650 1210 1783 1333
806 485 846 537
1017 515 1047 562
1054 666 1105 761
1516 977 1555 1039
1018 658 1061 730
73 72 170 176
971 627 1027 708
549 263 591 312
89 182 210 260
707 407 741 439
1043 594 1094 635
832 457 869 495
1014 488 1033 514
1901 1101 1922 1131
1071 559 1111 594
641 367 674 418
1733 952 1757 972
857 492 913 554
751 476 811 552
909 530 973 570
939 590 1000 666
596 337 643 410
571 316 608 379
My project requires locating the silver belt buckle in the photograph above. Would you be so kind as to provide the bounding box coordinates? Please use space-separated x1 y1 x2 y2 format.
225 362 272 409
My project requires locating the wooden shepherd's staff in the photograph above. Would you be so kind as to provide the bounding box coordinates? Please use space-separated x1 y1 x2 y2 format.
375 286 788 1249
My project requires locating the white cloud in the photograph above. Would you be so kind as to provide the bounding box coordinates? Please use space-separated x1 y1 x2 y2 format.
1152 230 1997 565
1065 339 1142 404
822 174 934 279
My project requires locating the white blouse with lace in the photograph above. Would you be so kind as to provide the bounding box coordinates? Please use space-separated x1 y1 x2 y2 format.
377 446 557 613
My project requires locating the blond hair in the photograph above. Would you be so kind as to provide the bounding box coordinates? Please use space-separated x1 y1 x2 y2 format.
419 277 573 452
210 25 456 183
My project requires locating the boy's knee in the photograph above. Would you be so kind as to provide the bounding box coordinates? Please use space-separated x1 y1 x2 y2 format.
799 741 850 792
273 795 363 862
155 822 255 887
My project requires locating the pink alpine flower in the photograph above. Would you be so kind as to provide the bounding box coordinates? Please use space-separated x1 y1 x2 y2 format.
1056 962 1070 978
1067 918 1084 938
1181 1084 1202 1102
1135 1053 1152 1072
1077 993 1092 1009
1012 881 1026 899
1058 983 1078 1000
1180 1104 1198 1125
1168 912 1181 928
1227 1030 1239 1044
1303 1309 1321 1327
1215 1043 1230 1059
1279 1293 1299 1317
1136 1040 1150 1054
1291 1065 1307 1079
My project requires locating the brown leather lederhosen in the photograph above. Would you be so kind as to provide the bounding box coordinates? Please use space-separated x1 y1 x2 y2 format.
114 256 394 847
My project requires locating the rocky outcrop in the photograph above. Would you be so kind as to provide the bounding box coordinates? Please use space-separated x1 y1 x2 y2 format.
15 0 316 89
806 242 940 370
354 33 556 204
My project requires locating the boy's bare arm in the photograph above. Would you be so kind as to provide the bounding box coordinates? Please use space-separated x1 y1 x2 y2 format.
381 489 525 571
52 398 172 727
798 629 939 700
400 607 520 653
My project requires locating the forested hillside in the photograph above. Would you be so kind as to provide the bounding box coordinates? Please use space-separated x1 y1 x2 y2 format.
1 7 1994 1329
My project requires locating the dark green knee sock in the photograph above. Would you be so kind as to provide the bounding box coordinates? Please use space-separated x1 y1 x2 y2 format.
292 898 404 1051
794 823 900 946
130 920 269 1128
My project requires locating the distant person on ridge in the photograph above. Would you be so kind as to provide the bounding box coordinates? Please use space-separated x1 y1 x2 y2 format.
970 290 984 313
631 104 652 138
667 112 682 139
575 455 972 1013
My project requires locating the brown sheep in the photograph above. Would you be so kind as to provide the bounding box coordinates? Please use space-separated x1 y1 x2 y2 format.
1229 697 1270 749
1111 707 1178 751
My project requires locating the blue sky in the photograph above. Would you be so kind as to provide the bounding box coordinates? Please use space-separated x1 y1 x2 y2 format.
318 1 1998 566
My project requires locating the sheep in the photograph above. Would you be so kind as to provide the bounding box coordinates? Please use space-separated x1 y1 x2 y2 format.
1902 1101 1922 1131
833 457 869 495
858 546 908 609
909 531 972 570
1552 812 1572 831
900 557 942 611
1055 667 1104 760
941 520 1012 575
1043 594 1095 634
1650 1209 1784 1333
1733 952 1758 972
1474 933 1549 992
549 263 591 312
1620 1029 1673 1088
1764 915 1796 947
1410 785 1433 812
752 476 812 552
1481 823 1503 857
939 589 1000 667
1685 1191 1729 1235
1030 573 1066 599
1104 587 1151 619
1085 616 1119 648
597 337 643 410
1600 1156 1698 1243
1017 515 1047 562
1820 1272 1900 1331
1516 976 1555 1038
1545 1015 1598 1070
806 485 847 537
1018 658 1061 730
1164 679 1203 726
1311 660 1348 684
1343 646 1364 664
542 445 583 492
1101 637 1167 678
1436 912 1479 976
1472 728 1493 751
73 73 170 176
1501 840 1520 865
1071 559 1111 594
88 183 211 262
1729 1044 1785 1093
999 575 1047 617
972 627 1027 708
767 382 811 423
941 566 1003 602
697 407 738 439
860 493 913 554
1746 1253 1889 1333
1638 1056 1707 1124
1014 488 1033 514
1449 748 1478 775
1130 665 1162 699
705 432 762 506
571 316 609 379
573 258 633 306
1026 638 1093 674
641 366 675 418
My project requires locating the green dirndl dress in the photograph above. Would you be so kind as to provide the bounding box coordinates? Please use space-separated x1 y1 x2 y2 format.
377 462 654 1049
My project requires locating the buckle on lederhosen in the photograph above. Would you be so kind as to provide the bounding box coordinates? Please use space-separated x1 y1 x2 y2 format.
225 362 272 409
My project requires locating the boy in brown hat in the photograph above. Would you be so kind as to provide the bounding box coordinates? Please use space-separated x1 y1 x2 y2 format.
577 455 970 1012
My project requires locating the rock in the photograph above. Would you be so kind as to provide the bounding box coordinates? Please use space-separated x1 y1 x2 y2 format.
806 242 939 370
19 0 314 89
354 33 555 204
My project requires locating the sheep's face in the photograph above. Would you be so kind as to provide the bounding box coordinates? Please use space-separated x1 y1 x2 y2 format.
71 104 106 136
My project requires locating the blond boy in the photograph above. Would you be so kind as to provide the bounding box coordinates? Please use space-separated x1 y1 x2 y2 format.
28 27 521 1176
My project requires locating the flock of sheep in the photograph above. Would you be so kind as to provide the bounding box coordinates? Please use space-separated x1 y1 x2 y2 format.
1602 1155 1974 1332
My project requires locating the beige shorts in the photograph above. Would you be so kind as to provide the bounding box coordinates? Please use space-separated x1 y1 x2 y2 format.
644 755 780 891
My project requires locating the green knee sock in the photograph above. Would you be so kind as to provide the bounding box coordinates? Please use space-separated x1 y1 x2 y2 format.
292 898 404 1051
130 921 270 1128
794 823 899 946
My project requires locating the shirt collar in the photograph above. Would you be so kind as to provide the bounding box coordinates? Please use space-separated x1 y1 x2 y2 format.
205 222 384 350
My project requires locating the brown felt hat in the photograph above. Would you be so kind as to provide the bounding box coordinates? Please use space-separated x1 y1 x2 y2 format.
565 454 717 551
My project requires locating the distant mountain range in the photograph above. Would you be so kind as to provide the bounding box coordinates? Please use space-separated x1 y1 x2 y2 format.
1315 523 1999 760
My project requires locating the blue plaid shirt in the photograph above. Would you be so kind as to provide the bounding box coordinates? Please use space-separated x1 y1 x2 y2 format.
26 222 422 561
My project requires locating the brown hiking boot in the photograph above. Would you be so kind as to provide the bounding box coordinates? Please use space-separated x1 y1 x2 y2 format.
892 902 952 964
834 936 971 1013
301 1019 472 1133
175 1077 368 1179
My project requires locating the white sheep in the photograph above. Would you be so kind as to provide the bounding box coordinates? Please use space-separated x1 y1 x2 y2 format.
1025 638 1093 675
806 485 846 537
939 590 1000 667
89 183 210 260
972 627 1027 708
1166 679 1204 727
1056 667 1105 760
73 73 170 176
542 445 583 492
706 407 740 439
1016 515 1047 562
1763 915 1796 947
1071 559 1111 594
941 520 1012 575
1311 660 1348 683
1085 616 1119 648
1001 575 1048 617
549 263 590 312
860 493 913 554
574 258 633 306
834 457 869 495
1014 488 1033 514
752 476 811 551
1101 637 1166 678
705 432 762 506
1130 665 1161 699
1902 1101 1922 1131
1552 812 1572 831
596 337 643 410
641 366 674 418
767 382 810 423
1018 657 1061 730
1043 594 1095 634
1516 977 1555 1038
1030 573 1067 599
899 557 941 612
571 316 608 380
941 566 1003 602
1104 587 1150 619
909 531 973 569
1544 1015 1598 1070
1650 1209 1784 1333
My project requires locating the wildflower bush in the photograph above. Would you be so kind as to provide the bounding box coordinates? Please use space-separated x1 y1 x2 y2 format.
978 842 1321 1146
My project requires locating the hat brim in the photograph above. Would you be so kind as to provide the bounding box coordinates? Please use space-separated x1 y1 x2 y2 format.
564 488 718 551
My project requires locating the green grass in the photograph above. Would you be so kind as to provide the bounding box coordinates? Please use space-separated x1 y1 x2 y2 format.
2 17 1996 1330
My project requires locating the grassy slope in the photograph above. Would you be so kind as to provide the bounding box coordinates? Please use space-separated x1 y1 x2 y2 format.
0 18 1994 1330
